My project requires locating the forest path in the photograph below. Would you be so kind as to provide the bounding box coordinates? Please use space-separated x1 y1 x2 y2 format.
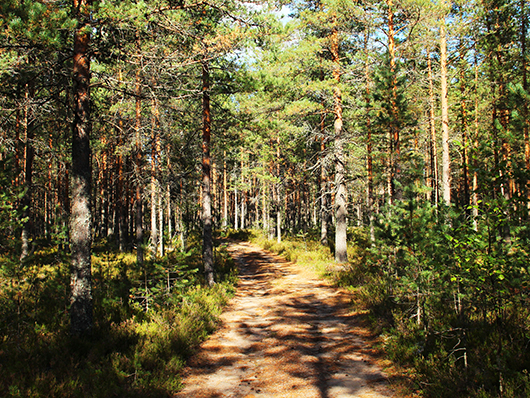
175 242 396 398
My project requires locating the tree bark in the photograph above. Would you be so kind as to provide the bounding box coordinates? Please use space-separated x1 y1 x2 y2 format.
440 7 451 206
330 20 348 263
20 82 34 262
70 0 93 335
473 50 480 230
135 64 144 267
223 153 228 227
202 61 215 286
150 96 159 256
116 115 126 251
460 47 470 210
428 54 439 206
387 0 400 204
320 139 330 246
364 27 375 244
521 0 530 210
276 141 282 243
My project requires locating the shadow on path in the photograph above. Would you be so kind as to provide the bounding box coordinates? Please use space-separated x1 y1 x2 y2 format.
176 242 396 398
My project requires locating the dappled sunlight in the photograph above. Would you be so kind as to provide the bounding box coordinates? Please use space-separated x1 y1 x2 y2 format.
176 242 396 398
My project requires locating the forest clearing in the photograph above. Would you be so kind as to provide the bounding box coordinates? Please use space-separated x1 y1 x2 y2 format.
1 0 530 396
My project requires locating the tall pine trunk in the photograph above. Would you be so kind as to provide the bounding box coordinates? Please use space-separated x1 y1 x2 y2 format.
387 0 400 204
70 0 93 334
521 0 530 210
202 61 214 286
223 153 228 227
20 82 34 262
473 50 480 230
150 96 159 256
330 20 348 263
428 54 439 206
135 64 144 267
460 48 470 210
440 8 451 206
364 28 375 244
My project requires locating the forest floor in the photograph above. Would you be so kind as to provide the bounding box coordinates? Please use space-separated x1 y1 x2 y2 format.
175 242 400 398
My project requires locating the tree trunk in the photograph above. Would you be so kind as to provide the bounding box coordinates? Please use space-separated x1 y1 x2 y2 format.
116 115 126 251
135 64 144 267
473 51 480 230
276 140 281 243
387 0 400 204
440 9 451 206
460 48 470 210
158 192 164 257
234 182 239 230
223 153 228 227
330 20 348 263
521 0 530 210
364 28 375 244
320 107 331 246
202 61 215 286
70 0 93 335
428 54 439 206
20 82 34 262
150 97 159 256
240 158 246 230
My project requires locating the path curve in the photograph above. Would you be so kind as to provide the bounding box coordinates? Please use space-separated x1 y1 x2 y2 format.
176 242 396 398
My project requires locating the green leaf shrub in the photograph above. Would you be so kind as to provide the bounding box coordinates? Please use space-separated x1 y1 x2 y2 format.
364 194 530 397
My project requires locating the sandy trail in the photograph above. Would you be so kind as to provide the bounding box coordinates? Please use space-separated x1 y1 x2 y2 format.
175 242 396 398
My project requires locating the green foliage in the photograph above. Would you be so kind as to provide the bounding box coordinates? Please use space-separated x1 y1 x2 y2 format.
355 195 530 397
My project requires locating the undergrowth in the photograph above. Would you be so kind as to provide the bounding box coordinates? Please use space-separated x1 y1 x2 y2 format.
0 238 237 397
249 215 530 398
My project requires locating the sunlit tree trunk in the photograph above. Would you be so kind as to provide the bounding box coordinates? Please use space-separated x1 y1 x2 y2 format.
521 0 530 210
45 133 53 242
428 54 439 206
150 96 159 256
276 141 282 243
202 61 214 286
364 27 375 244
330 19 348 263
223 152 228 227
135 62 144 267
158 191 164 257
387 0 399 204
460 48 470 210
320 134 330 246
70 0 93 334
115 115 126 251
473 51 480 230
20 82 34 262
440 8 451 206
240 158 246 230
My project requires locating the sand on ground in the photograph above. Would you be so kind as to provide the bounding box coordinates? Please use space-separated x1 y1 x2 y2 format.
175 242 397 398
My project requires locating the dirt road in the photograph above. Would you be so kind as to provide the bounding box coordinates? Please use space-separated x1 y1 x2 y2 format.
175 242 396 398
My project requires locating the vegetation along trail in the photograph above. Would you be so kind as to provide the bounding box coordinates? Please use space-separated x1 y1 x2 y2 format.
176 242 395 398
